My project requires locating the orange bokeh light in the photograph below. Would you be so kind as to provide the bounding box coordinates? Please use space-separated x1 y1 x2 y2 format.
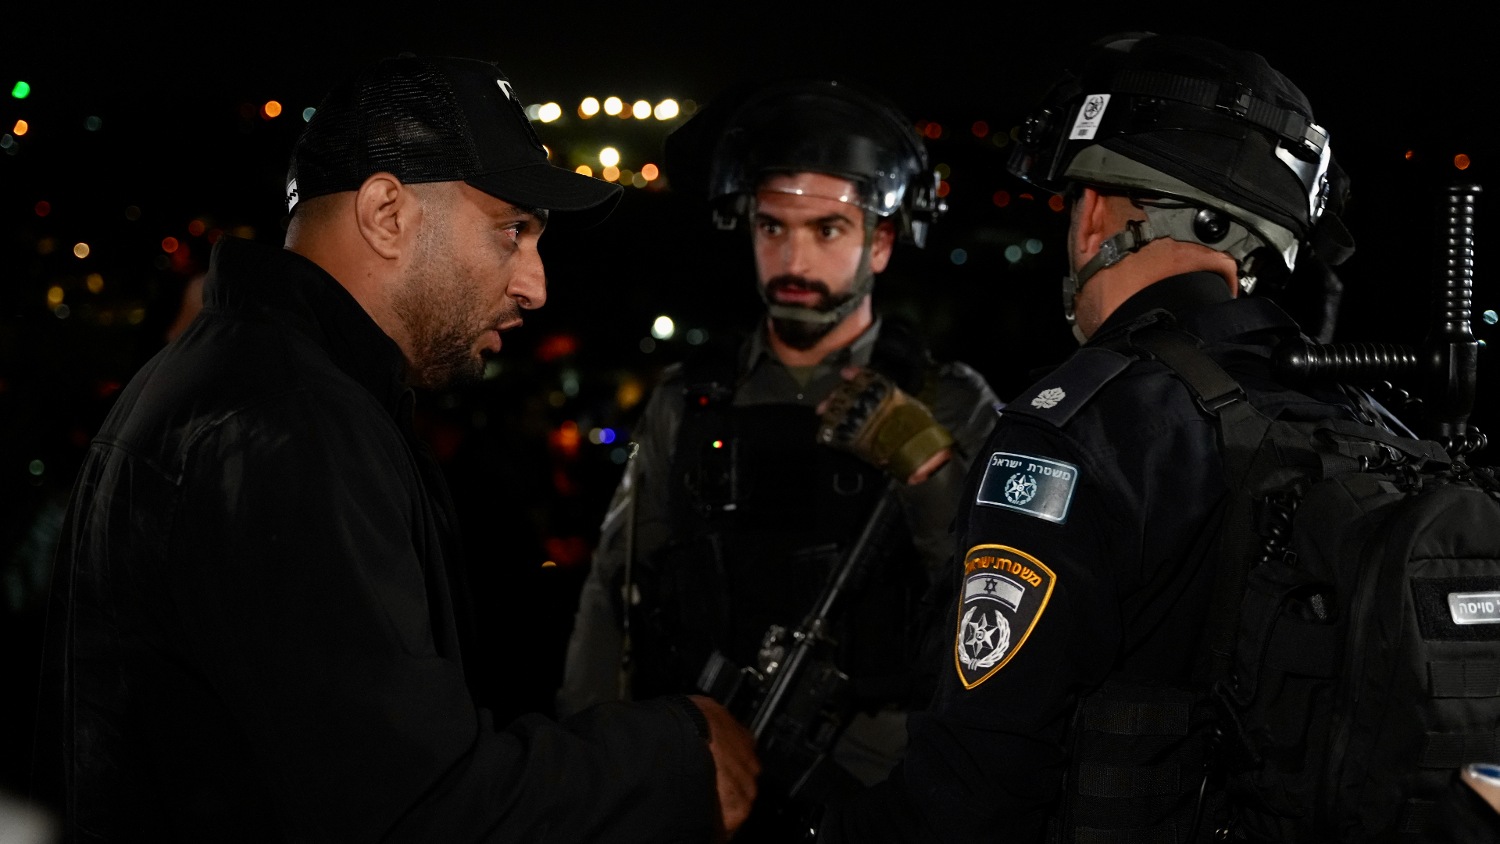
536 333 579 362
1455 154 1472 171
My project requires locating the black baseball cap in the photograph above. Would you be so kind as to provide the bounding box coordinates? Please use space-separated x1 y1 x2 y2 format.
286 54 621 227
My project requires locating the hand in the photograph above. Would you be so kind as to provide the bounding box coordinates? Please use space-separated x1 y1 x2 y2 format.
689 695 760 841
817 367 953 485
1463 763 1500 816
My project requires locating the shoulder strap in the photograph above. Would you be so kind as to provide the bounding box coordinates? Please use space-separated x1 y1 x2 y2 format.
1117 325 1280 683
870 316 933 397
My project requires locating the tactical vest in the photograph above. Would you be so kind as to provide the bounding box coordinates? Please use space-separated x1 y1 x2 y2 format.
1015 306 1500 843
629 321 935 709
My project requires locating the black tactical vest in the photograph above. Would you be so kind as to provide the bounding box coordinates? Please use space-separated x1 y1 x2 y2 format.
630 321 935 708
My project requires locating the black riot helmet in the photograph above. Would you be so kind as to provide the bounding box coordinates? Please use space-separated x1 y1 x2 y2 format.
1009 32 1354 299
665 78 944 333
701 79 944 247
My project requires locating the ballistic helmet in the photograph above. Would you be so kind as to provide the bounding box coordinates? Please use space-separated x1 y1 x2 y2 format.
666 79 944 333
1009 33 1354 296
698 79 944 248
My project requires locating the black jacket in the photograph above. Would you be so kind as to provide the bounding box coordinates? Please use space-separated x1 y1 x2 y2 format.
35 238 717 842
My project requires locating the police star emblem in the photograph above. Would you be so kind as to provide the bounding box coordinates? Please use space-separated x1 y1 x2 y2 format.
955 544 1056 689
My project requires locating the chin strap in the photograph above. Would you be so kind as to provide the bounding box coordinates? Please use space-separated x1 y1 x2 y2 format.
1064 202 1275 342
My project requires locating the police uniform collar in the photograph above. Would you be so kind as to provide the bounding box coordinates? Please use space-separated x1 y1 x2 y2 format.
1090 271 1303 351
745 314 883 372
1095 272 1234 338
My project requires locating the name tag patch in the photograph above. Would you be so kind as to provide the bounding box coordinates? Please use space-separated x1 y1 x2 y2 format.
955 544 1056 689
1450 592 1500 625
976 452 1079 523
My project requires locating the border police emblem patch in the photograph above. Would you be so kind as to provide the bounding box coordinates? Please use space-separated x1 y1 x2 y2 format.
955 544 1056 689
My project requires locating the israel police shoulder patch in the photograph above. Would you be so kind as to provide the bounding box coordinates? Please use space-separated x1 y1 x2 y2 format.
976 451 1079 523
955 544 1056 690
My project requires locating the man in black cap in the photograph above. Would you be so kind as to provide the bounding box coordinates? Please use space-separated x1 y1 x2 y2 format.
35 55 757 842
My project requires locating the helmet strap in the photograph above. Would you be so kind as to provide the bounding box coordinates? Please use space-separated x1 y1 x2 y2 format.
1071 202 1270 299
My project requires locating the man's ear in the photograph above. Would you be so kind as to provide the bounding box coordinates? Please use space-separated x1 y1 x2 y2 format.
868 219 897 274
1072 186 1111 264
354 173 409 260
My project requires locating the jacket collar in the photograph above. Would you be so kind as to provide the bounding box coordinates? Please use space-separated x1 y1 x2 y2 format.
202 237 410 417
1091 271 1301 348
743 315 883 373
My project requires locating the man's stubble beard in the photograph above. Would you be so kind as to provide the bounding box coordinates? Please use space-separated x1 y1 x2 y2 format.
394 217 493 391
763 275 855 351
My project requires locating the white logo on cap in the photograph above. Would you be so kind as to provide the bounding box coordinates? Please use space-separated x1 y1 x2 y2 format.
286 178 300 213
496 80 513 100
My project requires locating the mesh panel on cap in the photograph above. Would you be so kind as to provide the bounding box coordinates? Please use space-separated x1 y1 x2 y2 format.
355 59 479 185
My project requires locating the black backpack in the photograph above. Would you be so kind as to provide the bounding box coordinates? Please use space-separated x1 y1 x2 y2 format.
1130 324 1500 842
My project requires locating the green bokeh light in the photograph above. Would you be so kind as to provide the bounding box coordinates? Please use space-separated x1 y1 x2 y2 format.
11 80 31 99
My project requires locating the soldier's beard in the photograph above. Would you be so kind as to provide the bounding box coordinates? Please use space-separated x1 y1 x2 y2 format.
763 275 855 350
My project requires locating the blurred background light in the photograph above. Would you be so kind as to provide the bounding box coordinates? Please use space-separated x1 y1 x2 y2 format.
651 315 675 340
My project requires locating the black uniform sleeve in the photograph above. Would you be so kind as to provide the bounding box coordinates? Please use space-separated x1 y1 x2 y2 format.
822 414 1144 842
557 368 686 716
170 391 716 842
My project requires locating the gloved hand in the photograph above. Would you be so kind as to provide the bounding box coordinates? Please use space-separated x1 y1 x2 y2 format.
816 368 953 485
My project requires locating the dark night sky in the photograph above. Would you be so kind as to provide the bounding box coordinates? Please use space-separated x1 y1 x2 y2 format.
2 0 1495 807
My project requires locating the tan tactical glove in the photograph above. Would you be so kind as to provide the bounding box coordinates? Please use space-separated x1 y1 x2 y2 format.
817 368 954 484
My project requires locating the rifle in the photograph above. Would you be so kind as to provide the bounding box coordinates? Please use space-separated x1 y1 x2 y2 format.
696 476 905 830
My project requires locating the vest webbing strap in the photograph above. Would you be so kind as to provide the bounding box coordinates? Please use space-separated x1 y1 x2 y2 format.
1429 660 1500 698
1077 762 1181 798
1075 823 1181 844
1420 731 1500 768
1082 699 1191 737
